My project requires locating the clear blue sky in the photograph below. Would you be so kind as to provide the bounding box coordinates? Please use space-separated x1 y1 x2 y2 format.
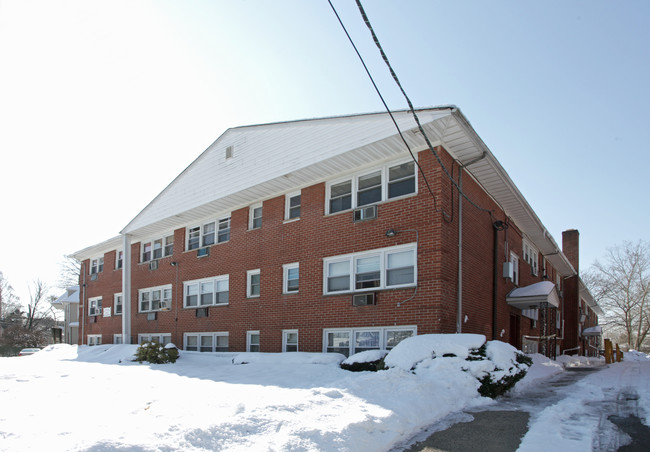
1 0 648 304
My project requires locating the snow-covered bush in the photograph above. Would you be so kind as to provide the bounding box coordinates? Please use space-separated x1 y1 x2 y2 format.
135 342 179 364
381 334 531 398
341 350 389 372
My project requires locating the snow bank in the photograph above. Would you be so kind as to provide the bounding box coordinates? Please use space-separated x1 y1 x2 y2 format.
232 351 345 365
342 349 388 365
384 333 486 370
624 350 650 361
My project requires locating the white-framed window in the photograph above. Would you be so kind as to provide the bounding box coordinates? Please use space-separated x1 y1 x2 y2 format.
141 234 174 262
326 160 416 214
138 333 172 345
247 330 260 352
323 244 416 294
283 263 299 294
285 192 301 220
323 326 416 357
87 334 102 346
523 239 538 276
187 217 230 250
138 285 172 313
247 269 260 298
249 204 262 229
113 334 123 344
184 275 229 308
88 297 102 316
114 293 123 315
184 332 229 352
90 257 104 274
283 330 298 352
510 252 520 286
116 250 123 269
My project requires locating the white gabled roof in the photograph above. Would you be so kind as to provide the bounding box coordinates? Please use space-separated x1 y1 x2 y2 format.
71 236 122 261
120 108 453 238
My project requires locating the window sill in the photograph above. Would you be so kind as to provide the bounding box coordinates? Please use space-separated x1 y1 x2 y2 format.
183 303 229 309
283 217 300 224
324 191 417 217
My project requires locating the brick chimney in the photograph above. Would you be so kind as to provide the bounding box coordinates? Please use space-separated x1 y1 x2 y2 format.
562 229 580 273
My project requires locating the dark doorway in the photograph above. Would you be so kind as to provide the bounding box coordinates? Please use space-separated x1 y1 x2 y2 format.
509 314 521 350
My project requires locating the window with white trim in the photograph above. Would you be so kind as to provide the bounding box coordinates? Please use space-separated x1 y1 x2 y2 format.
88 297 102 316
87 334 102 346
247 269 260 298
116 250 123 269
138 333 171 345
247 331 260 352
283 263 299 294
285 192 301 220
523 239 538 276
510 253 520 286
90 257 104 274
114 293 123 315
323 244 416 294
141 235 174 262
184 275 229 308
326 160 416 214
249 204 262 229
184 332 229 352
283 330 298 352
187 217 230 251
113 334 123 344
323 326 415 357
138 285 172 313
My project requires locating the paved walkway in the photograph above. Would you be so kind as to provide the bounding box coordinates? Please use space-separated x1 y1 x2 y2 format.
398 366 604 452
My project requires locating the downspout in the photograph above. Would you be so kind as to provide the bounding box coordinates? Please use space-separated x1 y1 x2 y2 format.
122 234 132 344
492 223 499 340
81 262 86 345
457 151 487 334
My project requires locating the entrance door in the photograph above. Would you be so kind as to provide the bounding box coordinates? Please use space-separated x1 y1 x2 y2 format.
509 314 521 350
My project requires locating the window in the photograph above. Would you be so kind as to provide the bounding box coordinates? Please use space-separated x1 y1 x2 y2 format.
247 331 260 352
283 330 298 352
90 257 104 274
186 216 231 250
141 235 173 262
138 334 171 345
323 244 416 294
113 334 123 344
247 269 260 298
283 263 299 294
285 192 301 220
114 293 123 315
87 334 102 346
326 160 416 214
184 332 229 352
88 297 102 316
249 205 262 229
523 239 539 276
184 275 229 308
324 326 415 357
138 285 172 313
218 218 230 243
116 250 123 269
510 253 520 286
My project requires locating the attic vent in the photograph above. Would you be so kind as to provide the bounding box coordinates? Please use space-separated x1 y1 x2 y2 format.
352 293 376 307
225 145 234 159
149 260 158 271
353 205 377 222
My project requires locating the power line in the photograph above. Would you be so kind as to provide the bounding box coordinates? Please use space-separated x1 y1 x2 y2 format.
326 0 451 221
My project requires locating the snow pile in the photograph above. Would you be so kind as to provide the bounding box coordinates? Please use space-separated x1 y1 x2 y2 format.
514 353 565 391
383 333 486 370
623 350 650 361
341 349 388 366
233 351 345 365
556 354 604 368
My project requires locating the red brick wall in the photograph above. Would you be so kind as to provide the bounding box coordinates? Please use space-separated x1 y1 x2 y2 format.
78 146 564 352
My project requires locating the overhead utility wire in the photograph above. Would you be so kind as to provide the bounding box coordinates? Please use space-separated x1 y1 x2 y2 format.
326 0 450 221
353 0 494 217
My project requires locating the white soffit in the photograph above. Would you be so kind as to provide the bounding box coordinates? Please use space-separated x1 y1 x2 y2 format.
120 108 453 238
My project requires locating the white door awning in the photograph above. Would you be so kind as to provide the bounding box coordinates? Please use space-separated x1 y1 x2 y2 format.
582 325 603 336
506 281 560 310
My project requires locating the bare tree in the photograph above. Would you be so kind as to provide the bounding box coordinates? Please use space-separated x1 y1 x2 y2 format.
25 279 54 331
585 240 650 350
0 271 21 320
57 256 81 290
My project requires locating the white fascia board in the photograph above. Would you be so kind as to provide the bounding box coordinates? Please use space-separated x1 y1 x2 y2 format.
70 235 122 261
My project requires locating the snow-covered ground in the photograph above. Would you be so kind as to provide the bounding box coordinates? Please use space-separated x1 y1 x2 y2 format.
1 339 648 451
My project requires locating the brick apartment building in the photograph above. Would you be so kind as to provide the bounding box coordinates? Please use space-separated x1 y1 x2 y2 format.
72 107 601 357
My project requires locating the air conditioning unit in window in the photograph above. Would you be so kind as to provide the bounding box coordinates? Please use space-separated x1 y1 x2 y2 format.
90 273 98 281
353 205 377 222
149 260 158 271
196 308 209 318
147 313 157 321
352 292 377 306
197 247 210 258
